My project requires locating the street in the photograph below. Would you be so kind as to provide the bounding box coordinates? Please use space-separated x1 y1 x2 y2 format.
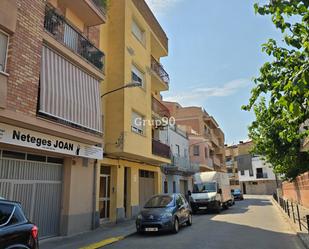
104 196 305 249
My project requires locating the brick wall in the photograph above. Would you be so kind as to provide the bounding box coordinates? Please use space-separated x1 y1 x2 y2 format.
282 172 309 209
6 0 45 116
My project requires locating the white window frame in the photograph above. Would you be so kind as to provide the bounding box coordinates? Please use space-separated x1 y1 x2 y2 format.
131 111 145 135
0 29 9 73
131 19 145 45
131 64 145 88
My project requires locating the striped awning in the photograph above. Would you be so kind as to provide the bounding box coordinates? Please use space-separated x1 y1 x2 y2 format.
40 46 102 133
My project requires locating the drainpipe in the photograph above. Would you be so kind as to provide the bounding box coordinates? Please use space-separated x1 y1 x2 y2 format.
92 159 98 229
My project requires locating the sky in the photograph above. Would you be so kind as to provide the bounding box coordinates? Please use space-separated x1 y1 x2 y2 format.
145 0 282 145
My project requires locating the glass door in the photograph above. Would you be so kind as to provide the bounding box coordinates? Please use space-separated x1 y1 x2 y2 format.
99 166 111 222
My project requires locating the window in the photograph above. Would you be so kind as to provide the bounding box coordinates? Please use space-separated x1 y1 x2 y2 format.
193 145 199 156
131 111 145 135
164 181 168 194
132 19 145 44
240 170 245 175
172 181 176 193
131 64 145 87
205 148 208 159
175 144 180 156
0 204 14 226
0 30 8 73
227 168 233 174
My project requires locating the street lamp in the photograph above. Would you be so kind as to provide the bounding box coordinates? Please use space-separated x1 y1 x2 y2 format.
101 82 142 98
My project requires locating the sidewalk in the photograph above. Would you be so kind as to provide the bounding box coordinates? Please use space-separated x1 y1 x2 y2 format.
271 197 309 249
40 220 136 249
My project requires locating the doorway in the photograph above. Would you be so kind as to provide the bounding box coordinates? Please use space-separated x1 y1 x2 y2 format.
99 166 111 222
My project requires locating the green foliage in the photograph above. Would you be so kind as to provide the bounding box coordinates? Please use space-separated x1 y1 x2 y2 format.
243 0 309 180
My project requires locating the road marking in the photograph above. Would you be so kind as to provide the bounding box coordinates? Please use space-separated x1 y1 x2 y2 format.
79 236 125 249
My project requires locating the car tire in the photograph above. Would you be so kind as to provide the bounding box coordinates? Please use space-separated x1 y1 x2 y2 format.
223 203 229 210
172 217 179 234
186 214 192 226
215 201 221 214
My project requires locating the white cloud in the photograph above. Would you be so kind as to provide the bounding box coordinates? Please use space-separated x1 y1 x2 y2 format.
145 0 182 14
165 78 251 106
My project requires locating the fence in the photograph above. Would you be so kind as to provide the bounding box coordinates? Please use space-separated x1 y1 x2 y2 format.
273 193 309 233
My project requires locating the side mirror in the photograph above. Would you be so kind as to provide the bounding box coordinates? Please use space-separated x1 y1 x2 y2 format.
188 190 192 196
218 188 222 194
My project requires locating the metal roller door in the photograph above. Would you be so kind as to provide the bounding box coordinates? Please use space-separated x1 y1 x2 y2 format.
139 170 155 207
0 156 62 238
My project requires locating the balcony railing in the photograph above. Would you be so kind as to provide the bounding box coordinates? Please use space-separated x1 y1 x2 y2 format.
152 97 170 118
152 139 170 159
151 56 169 86
91 0 107 15
163 155 199 174
44 5 105 71
256 172 268 179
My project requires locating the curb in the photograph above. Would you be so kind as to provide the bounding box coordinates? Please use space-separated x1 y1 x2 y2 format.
79 231 136 249
271 197 309 249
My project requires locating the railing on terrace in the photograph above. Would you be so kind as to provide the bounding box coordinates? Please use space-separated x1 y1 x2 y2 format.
44 5 105 71
152 139 170 159
91 0 107 15
152 97 170 118
256 172 268 179
151 56 169 86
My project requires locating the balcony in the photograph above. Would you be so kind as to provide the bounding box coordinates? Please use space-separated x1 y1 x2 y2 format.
163 155 199 175
152 139 170 159
56 0 106 26
44 5 105 71
256 172 268 179
151 56 169 91
152 97 170 118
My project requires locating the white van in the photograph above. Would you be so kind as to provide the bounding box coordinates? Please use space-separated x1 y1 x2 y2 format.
189 172 233 213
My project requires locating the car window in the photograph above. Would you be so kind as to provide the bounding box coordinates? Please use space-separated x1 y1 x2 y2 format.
0 203 15 226
8 205 27 226
144 195 174 208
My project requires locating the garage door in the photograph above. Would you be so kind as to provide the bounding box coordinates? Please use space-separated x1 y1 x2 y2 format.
0 151 62 238
139 170 155 207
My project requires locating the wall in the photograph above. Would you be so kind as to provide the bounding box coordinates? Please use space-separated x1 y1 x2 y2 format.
282 172 309 209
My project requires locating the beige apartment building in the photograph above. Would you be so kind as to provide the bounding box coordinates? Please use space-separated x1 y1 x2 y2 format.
0 0 106 238
225 145 240 190
164 102 226 173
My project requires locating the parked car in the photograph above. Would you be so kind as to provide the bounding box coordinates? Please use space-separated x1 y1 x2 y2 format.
189 172 233 213
231 189 244 200
0 199 39 249
136 194 192 234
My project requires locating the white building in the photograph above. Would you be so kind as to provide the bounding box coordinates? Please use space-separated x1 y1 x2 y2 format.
159 125 199 195
238 155 278 195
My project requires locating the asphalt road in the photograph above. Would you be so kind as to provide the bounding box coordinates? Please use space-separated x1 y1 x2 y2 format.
104 196 305 249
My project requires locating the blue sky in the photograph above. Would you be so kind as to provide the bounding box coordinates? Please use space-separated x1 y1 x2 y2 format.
145 0 282 145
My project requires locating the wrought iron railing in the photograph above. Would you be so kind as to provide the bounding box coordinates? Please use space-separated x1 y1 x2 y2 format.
151 56 169 85
152 139 170 159
256 172 268 179
44 5 105 71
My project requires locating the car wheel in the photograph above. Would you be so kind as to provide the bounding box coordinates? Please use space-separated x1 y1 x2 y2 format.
172 217 179 233
186 214 192 226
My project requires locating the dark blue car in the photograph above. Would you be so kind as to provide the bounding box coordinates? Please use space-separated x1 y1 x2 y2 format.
136 194 192 234
231 189 244 200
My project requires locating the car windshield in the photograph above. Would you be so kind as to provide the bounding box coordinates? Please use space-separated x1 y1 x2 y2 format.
193 182 216 193
234 189 241 194
144 195 174 208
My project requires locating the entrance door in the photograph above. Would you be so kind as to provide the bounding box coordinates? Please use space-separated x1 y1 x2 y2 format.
139 170 155 208
99 166 111 222
242 182 247 194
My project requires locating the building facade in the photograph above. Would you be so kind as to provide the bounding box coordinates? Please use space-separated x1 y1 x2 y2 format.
225 141 278 195
159 124 199 195
164 102 226 173
0 0 106 237
98 0 171 223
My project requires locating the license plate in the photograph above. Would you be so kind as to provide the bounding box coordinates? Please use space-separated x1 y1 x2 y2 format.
199 207 207 210
145 227 158 232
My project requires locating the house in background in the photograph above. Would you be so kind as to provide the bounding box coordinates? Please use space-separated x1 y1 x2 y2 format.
159 124 199 195
225 141 279 195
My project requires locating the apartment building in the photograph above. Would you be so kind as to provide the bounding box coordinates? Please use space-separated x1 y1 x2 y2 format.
225 145 240 190
225 141 278 195
159 124 199 195
164 102 226 173
0 0 106 237
98 0 171 223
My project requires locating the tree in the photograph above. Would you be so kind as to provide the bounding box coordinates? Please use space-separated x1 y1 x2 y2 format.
243 0 309 180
